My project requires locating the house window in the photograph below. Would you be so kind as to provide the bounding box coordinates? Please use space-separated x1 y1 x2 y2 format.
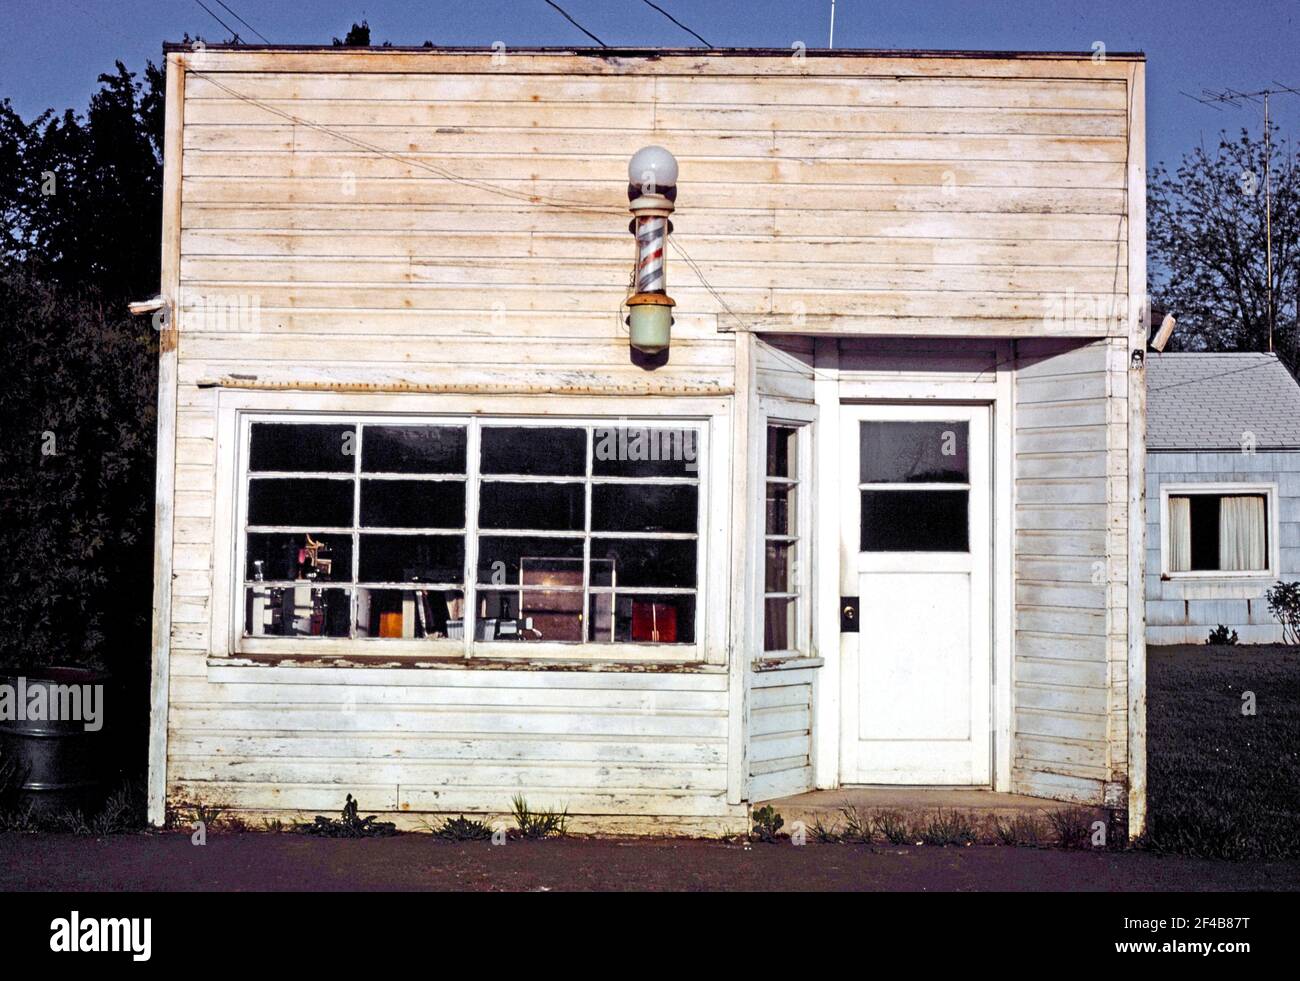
763 423 808 653
239 418 701 650
1166 489 1271 575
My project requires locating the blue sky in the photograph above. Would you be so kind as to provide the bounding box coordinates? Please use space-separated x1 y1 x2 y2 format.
2 0 1298 169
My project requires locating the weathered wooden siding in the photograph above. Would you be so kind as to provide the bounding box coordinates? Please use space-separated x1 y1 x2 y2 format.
1146 451 1300 644
755 336 816 403
748 668 815 802
175 48 1134 342
1012 338 1129 805
167 659 739 831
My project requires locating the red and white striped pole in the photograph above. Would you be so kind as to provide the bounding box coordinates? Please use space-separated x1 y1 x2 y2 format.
625 146 678 354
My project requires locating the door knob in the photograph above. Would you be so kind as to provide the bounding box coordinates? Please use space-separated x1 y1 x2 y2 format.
840 596 859 633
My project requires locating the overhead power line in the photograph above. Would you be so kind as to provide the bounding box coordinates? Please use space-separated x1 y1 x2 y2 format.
1180 82 1300 354
639 1 712 48
542 0 608 46
194 0 242 44
213 0 270 44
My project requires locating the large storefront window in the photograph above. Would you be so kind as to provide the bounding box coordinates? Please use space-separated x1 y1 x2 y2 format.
239 417 701 651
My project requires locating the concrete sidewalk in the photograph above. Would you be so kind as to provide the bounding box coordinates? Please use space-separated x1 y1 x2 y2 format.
766 788 1096 830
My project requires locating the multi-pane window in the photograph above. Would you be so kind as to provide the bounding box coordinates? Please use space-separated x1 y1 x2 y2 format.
240 418 701 649
763 424 806 653
243 422 467 641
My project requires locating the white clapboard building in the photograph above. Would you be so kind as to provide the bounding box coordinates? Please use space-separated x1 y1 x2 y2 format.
1146 352 1300 645
144 45 1149 835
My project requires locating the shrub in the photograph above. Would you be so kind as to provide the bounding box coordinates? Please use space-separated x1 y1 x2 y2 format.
1265 581 1300 644
750 804 785 842
299 794 397 838
1208 624 1239 645
434 815 495 841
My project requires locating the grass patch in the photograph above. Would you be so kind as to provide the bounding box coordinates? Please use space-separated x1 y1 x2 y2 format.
993 813 1047 847
918 808 977 847
510 795 567 839
1146 644 1300 859
872 809 913 845
0 778 145 835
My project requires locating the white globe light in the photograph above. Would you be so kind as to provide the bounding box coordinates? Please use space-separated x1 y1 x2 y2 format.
628 145 678 189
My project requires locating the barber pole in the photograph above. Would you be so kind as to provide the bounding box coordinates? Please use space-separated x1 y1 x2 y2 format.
625 146 678 354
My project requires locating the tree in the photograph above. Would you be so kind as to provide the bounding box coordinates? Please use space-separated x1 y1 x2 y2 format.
1149 126 1300 371
333 20 371 47
0 63 163 679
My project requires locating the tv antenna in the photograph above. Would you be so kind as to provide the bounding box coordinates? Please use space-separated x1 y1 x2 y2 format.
1181 83 1300 353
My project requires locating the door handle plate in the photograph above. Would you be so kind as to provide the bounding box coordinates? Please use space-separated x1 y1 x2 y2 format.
840 596 859 633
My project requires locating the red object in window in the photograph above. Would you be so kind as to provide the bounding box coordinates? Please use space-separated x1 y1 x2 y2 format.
631 601 676 643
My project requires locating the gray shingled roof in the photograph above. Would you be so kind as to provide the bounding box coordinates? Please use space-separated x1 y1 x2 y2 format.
1146 352 1300 450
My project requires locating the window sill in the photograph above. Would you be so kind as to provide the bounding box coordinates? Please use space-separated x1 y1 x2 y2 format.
1161 572 1274 582
210 653 723 679
751 654 824 673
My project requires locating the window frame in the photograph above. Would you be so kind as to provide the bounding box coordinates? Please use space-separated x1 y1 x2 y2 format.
1159 481 1280 580
228 410 711 662
757 400 816 660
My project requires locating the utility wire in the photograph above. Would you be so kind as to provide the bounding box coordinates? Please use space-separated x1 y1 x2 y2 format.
213 0 270 44
639 1 712 48
542 0 608 46
194 0 242 43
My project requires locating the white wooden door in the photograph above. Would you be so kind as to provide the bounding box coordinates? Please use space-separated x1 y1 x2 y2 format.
839 404 991 785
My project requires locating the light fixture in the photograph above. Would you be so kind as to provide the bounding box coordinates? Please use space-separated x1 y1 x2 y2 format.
625 146 678 355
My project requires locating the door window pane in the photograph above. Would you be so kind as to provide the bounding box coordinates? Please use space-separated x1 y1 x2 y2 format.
860 489 968 552
860 421 968 484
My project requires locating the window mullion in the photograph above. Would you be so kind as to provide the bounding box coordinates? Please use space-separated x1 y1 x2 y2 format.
463 418 481 660
350 423 362 640
582 426 593 644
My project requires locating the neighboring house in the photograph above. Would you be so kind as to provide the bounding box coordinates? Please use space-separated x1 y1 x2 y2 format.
1146 352 1300 644
145 45 1148 835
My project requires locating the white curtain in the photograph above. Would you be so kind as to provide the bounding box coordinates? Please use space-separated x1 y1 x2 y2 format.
1220 495 1267 571
1168 496 1191 572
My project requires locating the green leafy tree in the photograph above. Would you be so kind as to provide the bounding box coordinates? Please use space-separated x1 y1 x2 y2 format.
0 62 163 680
1149 127 1300 372
333 20 371 47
